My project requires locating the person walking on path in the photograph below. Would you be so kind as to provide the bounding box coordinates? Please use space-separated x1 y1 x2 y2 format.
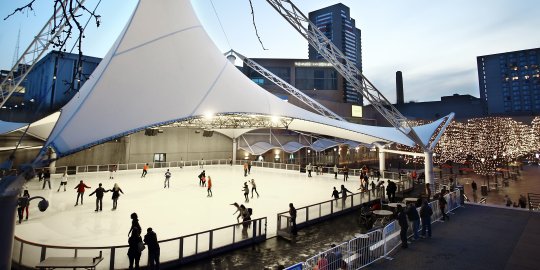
164 169 171 188
127 227 143 270
57 172 68 192
471 180 478 202
242 182 250 203
243 162 248 177
340 184 353 206
198 170 206 186
397 204 409 248
42 169 51 189
420 200 433 238
306 163 312 177
144 227 160 270
343 166 349 181
89 183 109 212
250 179 259 198
439 194 449 221
141 163 149 178
110 183 124 210
331 187 340 206
406 202 420 240
333 164 338 179
207 176 213 197
289 203 297 236
74 180 91 206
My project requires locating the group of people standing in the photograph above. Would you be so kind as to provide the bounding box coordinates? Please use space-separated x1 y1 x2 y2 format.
396 200 434 249
127 212 160 270
75 180 124 211
197 170 213 197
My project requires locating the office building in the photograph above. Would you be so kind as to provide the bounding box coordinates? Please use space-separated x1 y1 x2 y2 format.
242 58 356 118
478 48 540 116
308 3 363 105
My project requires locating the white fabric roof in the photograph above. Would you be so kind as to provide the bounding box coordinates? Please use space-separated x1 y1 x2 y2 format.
43 0 446 157
0 112 59 141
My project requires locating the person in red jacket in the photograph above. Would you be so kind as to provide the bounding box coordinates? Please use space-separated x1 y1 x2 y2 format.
74 180 91 206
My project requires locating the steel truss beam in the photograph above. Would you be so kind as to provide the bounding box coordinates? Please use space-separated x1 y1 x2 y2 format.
0 0 86 108
265 0 427 149
225 50 345 121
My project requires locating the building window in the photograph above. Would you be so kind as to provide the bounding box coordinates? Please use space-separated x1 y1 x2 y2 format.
154 153 166 162
295 67 337 90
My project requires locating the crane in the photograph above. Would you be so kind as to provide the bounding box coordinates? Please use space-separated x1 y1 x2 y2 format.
264 0 428 150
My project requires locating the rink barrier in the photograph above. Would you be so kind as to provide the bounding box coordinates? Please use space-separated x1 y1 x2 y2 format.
42 159 412 184
287 190 462 270
12 217 267 270
276 187 386 238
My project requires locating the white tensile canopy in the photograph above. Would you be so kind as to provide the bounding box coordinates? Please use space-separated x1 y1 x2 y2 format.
43 0 449 158
0 112 60 141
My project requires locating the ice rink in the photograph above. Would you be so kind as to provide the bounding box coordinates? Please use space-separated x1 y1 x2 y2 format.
15 165 370 247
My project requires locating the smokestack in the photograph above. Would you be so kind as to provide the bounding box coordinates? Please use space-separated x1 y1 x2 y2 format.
396 71 404 105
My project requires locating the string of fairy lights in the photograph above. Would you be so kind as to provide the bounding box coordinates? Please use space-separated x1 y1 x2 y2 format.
394 116 540 176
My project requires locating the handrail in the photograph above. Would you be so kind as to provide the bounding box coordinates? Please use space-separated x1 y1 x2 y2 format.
527 193 540 211
295 189 462 269
13 217 267 269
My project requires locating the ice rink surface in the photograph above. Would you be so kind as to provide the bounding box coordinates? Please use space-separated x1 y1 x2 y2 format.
15 165 368 247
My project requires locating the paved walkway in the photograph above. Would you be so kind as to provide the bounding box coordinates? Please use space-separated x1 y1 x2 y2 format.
372 205 540 270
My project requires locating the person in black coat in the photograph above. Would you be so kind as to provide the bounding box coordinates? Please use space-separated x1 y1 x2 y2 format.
331 187 339 206
127 228 142 270
144 227 160 270
420 200 433 238
397 204 409 248
129 212 142 237
89 183 108 212
406 202 420 240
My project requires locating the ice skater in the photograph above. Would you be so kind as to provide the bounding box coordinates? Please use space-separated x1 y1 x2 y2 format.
249 179 259 198
230 202 242 222
333 164 338 179
243 162 248 177
306 163 312 177
110 183 124 210
42 169 51 189
141 163 149 178
164 169 171 188
343 166 349 181
57 172 68 192
198 170 206 186
89 183 109 212
207 176 213 197
109 165 117 179
340 184 353 206
331 187 339 206
16 190 30 223
242 182 250 203
74 180 91 206
129 212 142 236
247 161 252 174
200 158 205 169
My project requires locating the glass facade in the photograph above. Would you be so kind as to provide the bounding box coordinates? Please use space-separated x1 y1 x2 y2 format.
295 67 337 90
478 48 540 115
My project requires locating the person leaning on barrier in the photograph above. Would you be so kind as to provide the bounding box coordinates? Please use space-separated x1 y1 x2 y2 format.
144 227 160 270
397 204 409 248
289 203 297 236
419 200 433 238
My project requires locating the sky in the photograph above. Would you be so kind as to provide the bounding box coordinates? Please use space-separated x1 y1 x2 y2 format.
1 0 539 103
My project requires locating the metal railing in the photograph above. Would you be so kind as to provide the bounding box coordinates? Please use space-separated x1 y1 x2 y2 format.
527 193 540 211
12 217 266 269
291 190 462 269
276 187 385 238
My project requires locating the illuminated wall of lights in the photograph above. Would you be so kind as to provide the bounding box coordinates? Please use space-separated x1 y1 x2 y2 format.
393 116 540 175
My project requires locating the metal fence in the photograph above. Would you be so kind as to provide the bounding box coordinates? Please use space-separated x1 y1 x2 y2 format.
291 189 462 270
12 217 266 269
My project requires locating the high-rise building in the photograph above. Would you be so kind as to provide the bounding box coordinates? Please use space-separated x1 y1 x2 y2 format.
477 48 540 115
308 3 362 105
